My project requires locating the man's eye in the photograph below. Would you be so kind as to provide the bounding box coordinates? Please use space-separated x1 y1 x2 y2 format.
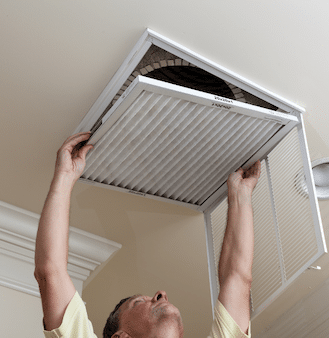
133 299 144 307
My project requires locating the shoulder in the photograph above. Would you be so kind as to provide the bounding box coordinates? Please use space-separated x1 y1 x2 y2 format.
43 291 97 338
207 299 251 338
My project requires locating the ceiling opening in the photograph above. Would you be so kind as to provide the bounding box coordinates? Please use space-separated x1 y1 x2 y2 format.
89 44 280 135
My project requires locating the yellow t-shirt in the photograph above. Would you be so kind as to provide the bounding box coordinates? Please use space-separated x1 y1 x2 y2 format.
43 291 97 338
43 291 251 338
208 300 251 338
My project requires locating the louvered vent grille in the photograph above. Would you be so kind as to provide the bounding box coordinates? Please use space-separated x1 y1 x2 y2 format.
250 160 283 308
267 128 318 280
81 76 294 208
208 127 322 318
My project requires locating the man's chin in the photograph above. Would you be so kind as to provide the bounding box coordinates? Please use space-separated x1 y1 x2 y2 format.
152 303 181 319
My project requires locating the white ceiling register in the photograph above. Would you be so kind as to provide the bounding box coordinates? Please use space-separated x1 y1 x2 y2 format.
74 29 326 319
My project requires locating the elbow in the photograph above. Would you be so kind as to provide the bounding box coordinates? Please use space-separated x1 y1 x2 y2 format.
241 272 253 288
33 268 38 281
34 262 62 282
238 271 253 289
34 265 60 288
237 265 253 286
219 264 252 288
34 266 47 283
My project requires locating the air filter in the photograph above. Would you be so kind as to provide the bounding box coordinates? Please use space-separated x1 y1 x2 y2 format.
80 75 298 211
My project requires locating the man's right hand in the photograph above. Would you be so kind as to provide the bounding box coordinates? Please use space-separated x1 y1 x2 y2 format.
227 160 261 201
54 132 93 186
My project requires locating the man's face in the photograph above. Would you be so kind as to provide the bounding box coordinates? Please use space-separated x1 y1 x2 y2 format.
116 290 184 338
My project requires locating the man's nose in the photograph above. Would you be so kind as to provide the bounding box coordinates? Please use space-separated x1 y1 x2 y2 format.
152 290 168 302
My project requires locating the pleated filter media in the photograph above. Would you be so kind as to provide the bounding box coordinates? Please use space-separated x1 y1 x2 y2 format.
209 127 321 318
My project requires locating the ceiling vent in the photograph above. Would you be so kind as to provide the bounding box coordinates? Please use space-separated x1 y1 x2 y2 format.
74 29 326 320
74 29 302 211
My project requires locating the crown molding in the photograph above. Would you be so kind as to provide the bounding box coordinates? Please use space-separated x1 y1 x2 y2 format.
0 200 122 297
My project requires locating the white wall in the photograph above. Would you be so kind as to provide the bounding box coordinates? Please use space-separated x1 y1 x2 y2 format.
0 284 44 338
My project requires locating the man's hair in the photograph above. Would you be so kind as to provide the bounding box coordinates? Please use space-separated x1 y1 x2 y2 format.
103 296 132 338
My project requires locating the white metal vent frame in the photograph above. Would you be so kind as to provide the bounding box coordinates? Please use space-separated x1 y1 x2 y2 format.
74 28 305 137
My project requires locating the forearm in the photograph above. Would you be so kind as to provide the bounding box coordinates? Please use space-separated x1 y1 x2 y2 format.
35 174 73 274
218 192 254 284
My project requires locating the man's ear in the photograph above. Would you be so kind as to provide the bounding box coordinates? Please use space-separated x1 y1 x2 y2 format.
111 330 131 338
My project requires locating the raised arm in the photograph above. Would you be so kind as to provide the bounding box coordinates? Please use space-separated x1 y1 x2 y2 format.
34 132 93 331
217 160 261 334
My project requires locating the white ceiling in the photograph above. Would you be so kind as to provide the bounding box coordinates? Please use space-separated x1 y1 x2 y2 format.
1 1 329 337
2 0 329 210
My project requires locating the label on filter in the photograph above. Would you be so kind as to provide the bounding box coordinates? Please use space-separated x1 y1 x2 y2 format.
211 95 233 110
211 102 232 110
214 96 233 104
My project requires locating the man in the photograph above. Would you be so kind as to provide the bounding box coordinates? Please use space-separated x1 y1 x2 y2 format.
34 132 261 337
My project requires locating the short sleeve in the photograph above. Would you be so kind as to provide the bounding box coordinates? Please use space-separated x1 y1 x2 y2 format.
43 291 98 338
207 299 251 338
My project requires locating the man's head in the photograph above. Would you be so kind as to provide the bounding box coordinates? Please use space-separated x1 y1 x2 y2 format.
103 290 184 338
